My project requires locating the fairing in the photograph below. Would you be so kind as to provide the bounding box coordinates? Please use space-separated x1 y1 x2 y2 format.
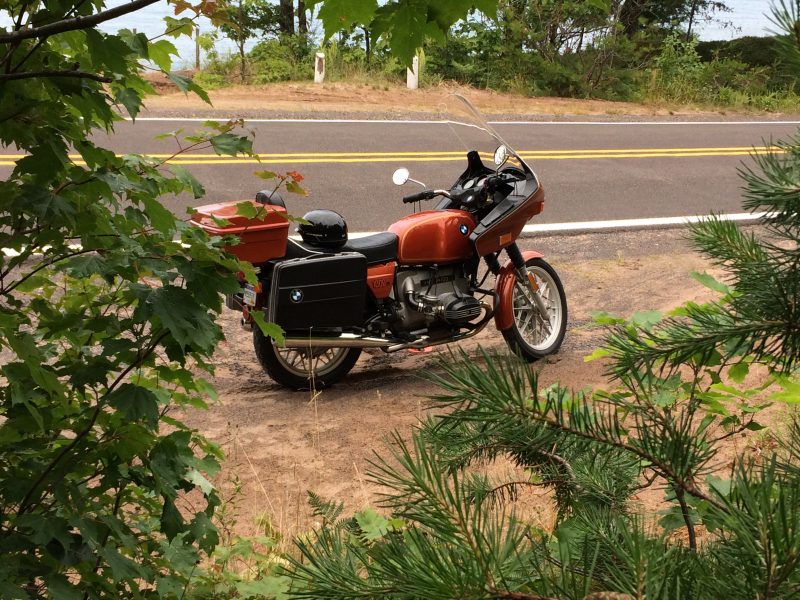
439 95 544 256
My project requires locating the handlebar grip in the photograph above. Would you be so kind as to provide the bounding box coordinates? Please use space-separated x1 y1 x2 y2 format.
403 190 433 203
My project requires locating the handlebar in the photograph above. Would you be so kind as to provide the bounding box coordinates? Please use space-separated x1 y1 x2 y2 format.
402 190 434 203
402 189 451 204
401 172 519 206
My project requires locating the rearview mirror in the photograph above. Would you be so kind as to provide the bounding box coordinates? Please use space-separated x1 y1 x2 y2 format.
392 168 410 186
494 145 509 167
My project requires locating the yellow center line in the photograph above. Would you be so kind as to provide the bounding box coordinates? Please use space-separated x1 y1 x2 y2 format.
0 146 780 167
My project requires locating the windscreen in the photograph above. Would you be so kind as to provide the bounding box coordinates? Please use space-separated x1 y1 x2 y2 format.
439 94 532 175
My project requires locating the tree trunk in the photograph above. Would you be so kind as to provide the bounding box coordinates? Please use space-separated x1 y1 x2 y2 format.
686 0 698 41
239 40 246 83
298 0 307 35
363 27 371 68
279 0 295 35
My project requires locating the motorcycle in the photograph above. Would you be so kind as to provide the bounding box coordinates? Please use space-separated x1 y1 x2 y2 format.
191 94 567 389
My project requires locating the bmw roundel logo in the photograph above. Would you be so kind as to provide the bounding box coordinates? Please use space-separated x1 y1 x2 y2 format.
459 224 469 235
290 289 304 303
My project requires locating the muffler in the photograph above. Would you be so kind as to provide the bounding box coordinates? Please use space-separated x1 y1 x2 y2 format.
281 334 391 349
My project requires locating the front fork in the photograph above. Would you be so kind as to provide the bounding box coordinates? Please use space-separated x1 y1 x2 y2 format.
497 243 552 329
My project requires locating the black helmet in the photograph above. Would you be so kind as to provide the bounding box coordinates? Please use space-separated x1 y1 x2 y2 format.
297 209 348 249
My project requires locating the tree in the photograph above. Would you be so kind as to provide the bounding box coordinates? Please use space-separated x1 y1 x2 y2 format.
0 0 259 595
280 0 296 35
615 0 729 37
0 0 496 596
220 0 280 82
298 0 309 34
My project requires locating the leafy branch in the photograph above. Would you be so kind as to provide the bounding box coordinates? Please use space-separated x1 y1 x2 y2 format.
0 0 161 44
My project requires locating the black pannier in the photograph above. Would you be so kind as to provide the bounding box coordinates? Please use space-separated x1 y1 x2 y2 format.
266 253 367 332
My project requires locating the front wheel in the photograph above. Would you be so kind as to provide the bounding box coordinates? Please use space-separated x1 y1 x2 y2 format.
253 328 362 390
502 257 567 361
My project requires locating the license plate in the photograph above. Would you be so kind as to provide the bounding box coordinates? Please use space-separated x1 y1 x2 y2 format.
242 284 257 307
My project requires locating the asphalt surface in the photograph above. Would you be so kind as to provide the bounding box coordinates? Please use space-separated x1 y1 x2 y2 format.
5 117 800 231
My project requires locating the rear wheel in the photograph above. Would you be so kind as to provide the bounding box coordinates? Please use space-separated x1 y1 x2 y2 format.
502 257 567 361
253 328 362 390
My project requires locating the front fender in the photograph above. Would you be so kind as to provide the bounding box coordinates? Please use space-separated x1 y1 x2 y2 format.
494 250 544 332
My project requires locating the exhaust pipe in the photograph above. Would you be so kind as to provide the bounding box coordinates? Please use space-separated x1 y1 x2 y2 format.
280 302 493 352
281 334 391 349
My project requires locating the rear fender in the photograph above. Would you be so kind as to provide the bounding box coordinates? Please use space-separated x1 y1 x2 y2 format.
494 250 544 332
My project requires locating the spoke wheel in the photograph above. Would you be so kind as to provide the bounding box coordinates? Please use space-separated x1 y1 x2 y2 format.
502 258 567 361
253 328 361 390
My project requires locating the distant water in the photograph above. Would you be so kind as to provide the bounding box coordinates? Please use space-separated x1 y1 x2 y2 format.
1 0 779 68
695 0 775 40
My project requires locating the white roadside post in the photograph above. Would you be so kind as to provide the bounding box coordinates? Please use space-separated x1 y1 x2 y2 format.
406 55 419 90
314 52 325 84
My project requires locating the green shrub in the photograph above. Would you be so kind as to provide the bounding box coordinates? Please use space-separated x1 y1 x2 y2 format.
194 71 229 89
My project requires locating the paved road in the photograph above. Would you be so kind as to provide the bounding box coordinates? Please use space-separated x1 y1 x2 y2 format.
4 118 799 231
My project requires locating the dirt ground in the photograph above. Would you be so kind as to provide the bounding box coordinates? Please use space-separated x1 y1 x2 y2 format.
182 227 746 542
142 78 786 121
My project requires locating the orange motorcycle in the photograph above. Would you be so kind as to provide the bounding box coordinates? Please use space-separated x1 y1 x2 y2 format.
192 95 567 389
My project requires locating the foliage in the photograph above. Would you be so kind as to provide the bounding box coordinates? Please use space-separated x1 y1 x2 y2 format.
280 94 800 600
769 0 800 81
219 0 281 82
647 30 800 110
0 0 264 595
249 38 315 83
185 477 291 600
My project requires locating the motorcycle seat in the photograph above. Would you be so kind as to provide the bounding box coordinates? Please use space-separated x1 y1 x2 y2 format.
342 232 398 265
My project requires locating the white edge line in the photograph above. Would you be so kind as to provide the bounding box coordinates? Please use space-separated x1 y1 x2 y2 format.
347 212 768 238
2 212 770 256
125 117 800 126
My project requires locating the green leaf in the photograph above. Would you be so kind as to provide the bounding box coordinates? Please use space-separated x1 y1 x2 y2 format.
285 180 307 196
317 0 378 39
167 71 211 105
170 165 205 198
114 87 142 119
388 0 427 67
45 573 82 600
254 170 278 180
728 361 749 384
210 132 253 156
659 504 694 532
148 286 220 352
235 201 260 219
591 311 625 325
355 508 389 541
148 39 178 72
706 474 732 498
101 546 146 581
236 577 291 600
629 310 662 329
584 347 610 362
161 498 185 541
186 469 215 496
119 29 150 58
251 311 285 345
142 194 177 233
107 384 160 428
691 271 731 294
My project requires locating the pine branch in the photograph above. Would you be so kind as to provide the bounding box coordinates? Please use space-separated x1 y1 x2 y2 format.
0 0 161 44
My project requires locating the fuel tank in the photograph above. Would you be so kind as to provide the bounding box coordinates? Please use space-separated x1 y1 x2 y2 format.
388 210 477 265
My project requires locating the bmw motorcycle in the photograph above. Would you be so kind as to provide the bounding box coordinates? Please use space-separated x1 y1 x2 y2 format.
192 95 567 389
